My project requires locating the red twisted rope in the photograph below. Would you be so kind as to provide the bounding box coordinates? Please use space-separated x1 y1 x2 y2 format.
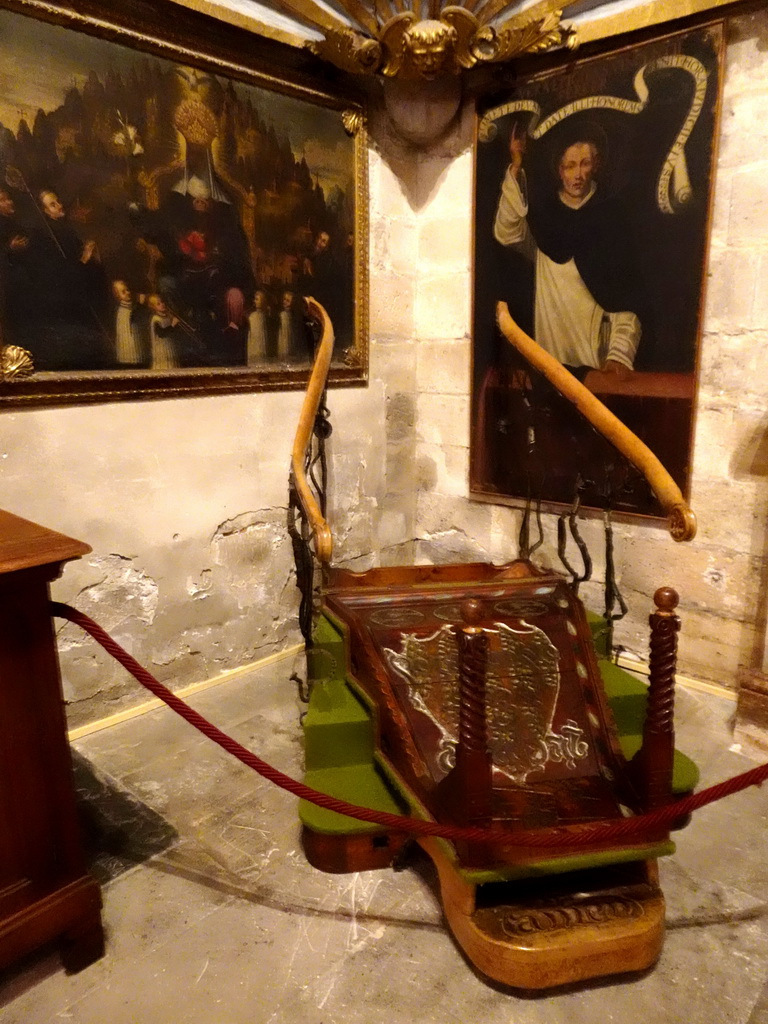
53 601 768 852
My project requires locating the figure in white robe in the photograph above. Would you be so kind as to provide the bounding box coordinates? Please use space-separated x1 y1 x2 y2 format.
247 290 272 365
112 280 145 366
494 134 640 374
148 295 181 370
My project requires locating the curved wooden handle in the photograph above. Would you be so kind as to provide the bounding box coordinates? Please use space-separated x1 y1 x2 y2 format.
496 302 696 542
290 297 334 565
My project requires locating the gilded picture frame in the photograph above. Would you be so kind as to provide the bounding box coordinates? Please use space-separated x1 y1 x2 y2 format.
471 20 723 520
0 0 368 407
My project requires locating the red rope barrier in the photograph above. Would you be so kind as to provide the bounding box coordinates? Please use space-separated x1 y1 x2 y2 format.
52 601 768 852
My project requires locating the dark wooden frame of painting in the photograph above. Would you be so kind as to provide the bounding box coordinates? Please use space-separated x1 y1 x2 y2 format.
470 16 724 521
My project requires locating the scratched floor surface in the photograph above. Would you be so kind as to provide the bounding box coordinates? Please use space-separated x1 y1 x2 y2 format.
1 655 768 1024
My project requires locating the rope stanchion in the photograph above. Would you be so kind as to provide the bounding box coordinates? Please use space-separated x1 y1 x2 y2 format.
52 601 768 853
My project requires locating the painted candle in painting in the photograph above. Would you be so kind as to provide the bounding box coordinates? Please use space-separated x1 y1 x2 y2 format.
0 7 356 374
472 23 722 519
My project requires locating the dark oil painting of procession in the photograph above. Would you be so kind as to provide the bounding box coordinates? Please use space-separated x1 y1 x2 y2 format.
471 23 722 519
0 6 363 392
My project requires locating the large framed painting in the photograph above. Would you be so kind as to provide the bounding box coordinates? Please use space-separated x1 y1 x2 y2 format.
471 21 723 520
0 0 368 406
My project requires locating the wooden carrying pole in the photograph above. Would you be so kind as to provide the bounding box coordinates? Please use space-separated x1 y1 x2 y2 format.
496 302 697 543
290 297 335 566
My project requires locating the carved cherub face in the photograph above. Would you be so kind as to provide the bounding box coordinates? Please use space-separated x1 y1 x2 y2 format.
405 20 455 79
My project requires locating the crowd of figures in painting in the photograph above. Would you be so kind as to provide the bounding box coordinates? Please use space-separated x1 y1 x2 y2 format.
0 20 355 373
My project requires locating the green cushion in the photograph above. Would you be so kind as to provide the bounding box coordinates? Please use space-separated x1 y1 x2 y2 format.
300 764 405 834
599 658 700 794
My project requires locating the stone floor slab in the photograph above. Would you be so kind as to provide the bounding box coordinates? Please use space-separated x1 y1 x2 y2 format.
0 661 765 1022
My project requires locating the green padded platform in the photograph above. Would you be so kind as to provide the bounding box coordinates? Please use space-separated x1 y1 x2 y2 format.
599 658 699 795
588 609 699 794
301 666 408 833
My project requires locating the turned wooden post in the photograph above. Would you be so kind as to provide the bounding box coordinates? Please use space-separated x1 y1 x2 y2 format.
437 598 493 825
633 587 679 810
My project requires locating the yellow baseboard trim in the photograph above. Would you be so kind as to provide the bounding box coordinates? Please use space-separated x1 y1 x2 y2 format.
67 643 305 742
616 652 737 702
68 642 735 743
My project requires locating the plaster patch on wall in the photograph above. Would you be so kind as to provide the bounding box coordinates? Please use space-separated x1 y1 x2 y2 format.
147 643 205 670
416 454 438 492
331 453 369 501
57 554 159 653
211 509 288 590
56 507 302 722
187 568 213 598
416 527 490 566
333 495 377 562
386 393 415 443
204 515 299 658
54 554 161 707
214 511 268 538
704 566 726 590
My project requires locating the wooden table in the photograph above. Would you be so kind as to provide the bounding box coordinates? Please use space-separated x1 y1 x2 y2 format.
0 509 103 972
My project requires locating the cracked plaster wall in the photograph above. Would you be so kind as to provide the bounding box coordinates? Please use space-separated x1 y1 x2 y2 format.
1 371 395 726
371 10 768 691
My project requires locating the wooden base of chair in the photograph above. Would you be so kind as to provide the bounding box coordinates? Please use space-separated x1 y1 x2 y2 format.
301 825 409 874
303 819 664 988
300 566 688 989
421 837 664 989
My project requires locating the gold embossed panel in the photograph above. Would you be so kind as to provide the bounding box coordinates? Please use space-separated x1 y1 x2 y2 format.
383 620 589 785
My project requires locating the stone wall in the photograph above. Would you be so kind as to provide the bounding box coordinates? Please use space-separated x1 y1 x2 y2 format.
2 380 394 728
2 8 765 727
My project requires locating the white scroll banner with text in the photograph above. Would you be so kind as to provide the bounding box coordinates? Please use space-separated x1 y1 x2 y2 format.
478 56 709 215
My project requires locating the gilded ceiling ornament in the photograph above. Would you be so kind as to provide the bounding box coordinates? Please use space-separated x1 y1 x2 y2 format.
303 0 578 79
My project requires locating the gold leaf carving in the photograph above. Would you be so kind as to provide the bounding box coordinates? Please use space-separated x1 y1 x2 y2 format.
1 345 35 380
311 29 382 76
481 10 577 64
310 1 579 79
341 109 365 136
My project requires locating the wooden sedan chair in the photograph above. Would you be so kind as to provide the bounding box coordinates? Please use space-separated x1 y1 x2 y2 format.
290 299 698 990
